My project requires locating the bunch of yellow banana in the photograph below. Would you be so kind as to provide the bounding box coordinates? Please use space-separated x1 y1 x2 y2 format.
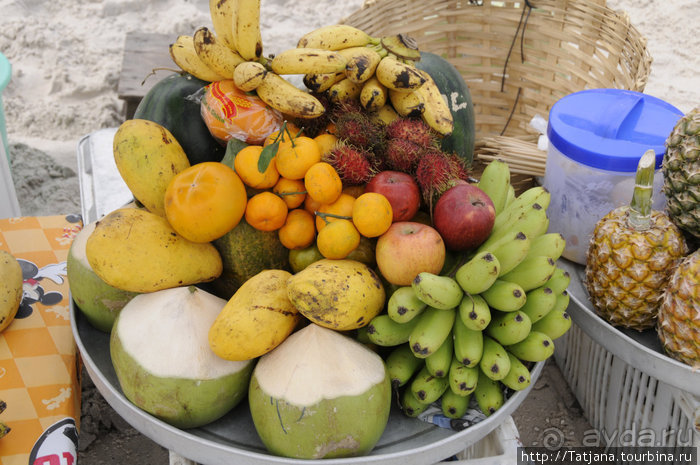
363 160 573 419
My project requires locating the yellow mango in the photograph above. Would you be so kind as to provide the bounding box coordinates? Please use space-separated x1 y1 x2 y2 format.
286 259 386 331
113 119 190 216
209 270 299 361
86 208 222 293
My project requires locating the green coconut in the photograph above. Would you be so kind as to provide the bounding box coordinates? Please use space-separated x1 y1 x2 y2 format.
110 286 254 429
67 221 140 332
248 323 391 459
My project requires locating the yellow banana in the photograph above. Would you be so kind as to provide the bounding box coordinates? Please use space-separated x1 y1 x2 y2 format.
297 24 376 50
233 0 262 61
169 35 226 82
389 88 424 117
337 46 384 83
360 76 388 111
327 77 363 104
193 27 245 79
376 56 426 92
303 71 346 93
255 72 325 119
208 0 236 50
271 48 347 75
415 71 454 135
233 60 267 91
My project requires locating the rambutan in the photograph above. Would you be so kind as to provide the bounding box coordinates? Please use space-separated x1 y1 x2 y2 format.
325 142 376 186
332 106 387 153
386 117 437 149
384 138 424 174
415 149 470 214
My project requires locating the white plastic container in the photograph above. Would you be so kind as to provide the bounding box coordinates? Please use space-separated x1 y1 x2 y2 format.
543 89 684 264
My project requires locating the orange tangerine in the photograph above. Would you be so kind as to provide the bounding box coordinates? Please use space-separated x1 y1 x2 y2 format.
164 162 247 243
273 177 307 209
233 145 279 189
315 193 355 232
244 191 288 232
316 219 361 260
303 194 323 216
313 133 339 157
264 122 301 147
278 208 316 250
352 192 393 237
276 136 322 180
304 162 343 205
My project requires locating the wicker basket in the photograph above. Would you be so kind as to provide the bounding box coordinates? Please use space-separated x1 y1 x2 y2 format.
342 0 652 180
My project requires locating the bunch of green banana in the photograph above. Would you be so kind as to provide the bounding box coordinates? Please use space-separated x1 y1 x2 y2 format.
368 159 573 420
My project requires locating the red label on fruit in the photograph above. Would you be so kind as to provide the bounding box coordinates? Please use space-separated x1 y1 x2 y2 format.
208 82 253 119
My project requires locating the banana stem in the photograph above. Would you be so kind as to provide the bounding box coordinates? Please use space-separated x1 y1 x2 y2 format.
628 149 656 231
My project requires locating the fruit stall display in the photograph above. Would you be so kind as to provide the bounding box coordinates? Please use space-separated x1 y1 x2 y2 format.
61 0 699 463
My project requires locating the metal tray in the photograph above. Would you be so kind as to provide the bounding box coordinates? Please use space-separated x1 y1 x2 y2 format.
71 301 543 465
559 259 700 396
72 128 545 465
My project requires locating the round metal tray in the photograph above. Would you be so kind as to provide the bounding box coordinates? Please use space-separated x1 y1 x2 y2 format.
71 301 543 465
560 259 700 396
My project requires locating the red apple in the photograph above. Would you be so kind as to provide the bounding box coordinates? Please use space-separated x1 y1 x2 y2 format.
433 183 496 251
365 171 421 222
375 221 446 286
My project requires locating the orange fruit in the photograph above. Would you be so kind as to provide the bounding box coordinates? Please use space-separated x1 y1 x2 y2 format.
315 193 355 232
304 162 343 205
245 191 289 232
273 177 307 209
313 133 339 157
278 208 316 249
264 122 302 147
234 145 280 189
164 162 247 243
316 219 361 259
352 192 393 237
303 194 323 216
276 136 322 180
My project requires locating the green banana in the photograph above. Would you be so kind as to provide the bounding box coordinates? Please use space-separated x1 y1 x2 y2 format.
499 255 557 291
477 159 511 216
425 332 454 377
478 230 532 276
441 388 471 419
366 314 419 347
386 344 424 388
410 365 450 404
504 184 516 208
412 272 463 310
474 370 504 416
387 286 427 323
480 335 512 381
448 356 479 396
400 386 430 417
506 331 555 362
458 294 491 331
485 202 549 254
501 185 552 218
480 279 527 312
409 306 456 358
552 290 571 313
454 251 501 295
528 233 566 260
519 285 557 323
500 352 531 391
485 310 532 346
532 308 572 340
453 315 484 367
545 268 571 295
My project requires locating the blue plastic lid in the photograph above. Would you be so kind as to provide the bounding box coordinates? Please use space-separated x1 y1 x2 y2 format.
547 88 684 172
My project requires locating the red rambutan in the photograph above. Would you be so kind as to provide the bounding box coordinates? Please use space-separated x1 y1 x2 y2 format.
386 117 437 149
325 142 376 185
332 108 387 153
384 138 424 174
415 149 470 214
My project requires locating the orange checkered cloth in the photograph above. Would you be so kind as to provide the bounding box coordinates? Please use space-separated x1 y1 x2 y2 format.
0 215 83 465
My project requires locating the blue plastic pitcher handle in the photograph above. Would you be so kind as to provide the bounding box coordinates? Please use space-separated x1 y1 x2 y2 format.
594 92 643 139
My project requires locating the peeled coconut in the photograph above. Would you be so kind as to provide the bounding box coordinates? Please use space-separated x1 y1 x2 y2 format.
110 286 253 429
67 220 140 332
249 323 391 459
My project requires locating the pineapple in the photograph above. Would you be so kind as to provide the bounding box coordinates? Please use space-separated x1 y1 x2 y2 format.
585 150 688 331
662 107 700 239
657 249 699 368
